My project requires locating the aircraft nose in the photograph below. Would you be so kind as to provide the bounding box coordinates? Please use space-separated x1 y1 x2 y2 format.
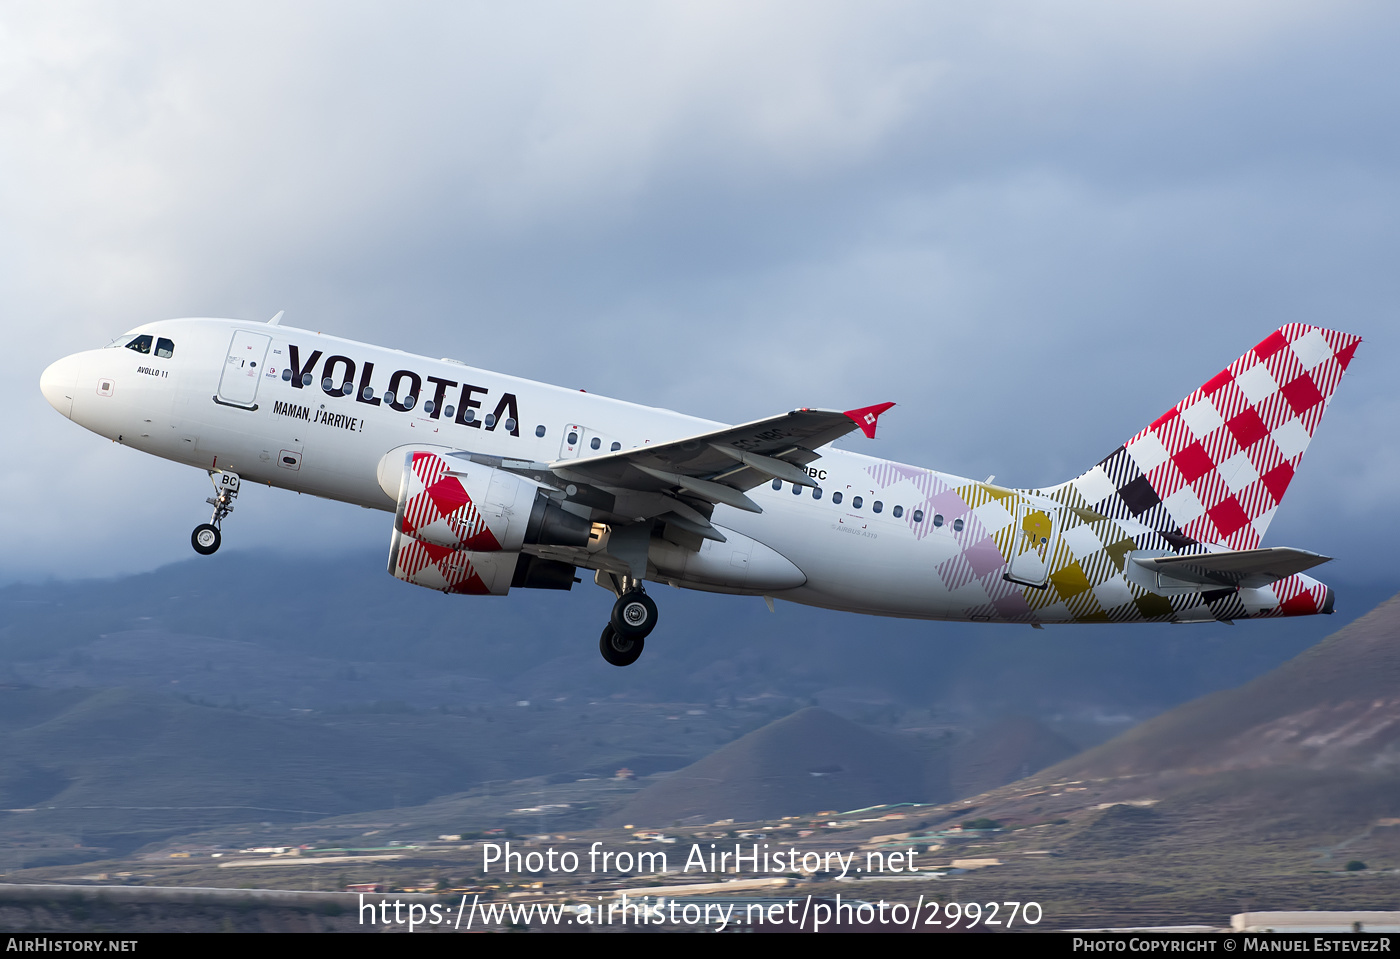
40 353 81 418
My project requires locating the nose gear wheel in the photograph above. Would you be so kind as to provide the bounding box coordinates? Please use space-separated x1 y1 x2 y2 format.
191 524 221 555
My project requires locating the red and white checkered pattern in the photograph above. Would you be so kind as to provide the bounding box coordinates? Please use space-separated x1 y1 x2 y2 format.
391 532 493 595
1124 325 1360 550
396 450 503 552
1250 572 1331 618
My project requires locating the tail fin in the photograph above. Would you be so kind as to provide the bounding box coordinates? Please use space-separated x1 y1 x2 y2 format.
1064 325 1360 549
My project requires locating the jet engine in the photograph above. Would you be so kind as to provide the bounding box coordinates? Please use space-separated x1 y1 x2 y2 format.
381 449 589 594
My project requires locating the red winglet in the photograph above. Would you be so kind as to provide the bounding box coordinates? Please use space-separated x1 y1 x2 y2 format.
844 401 896 439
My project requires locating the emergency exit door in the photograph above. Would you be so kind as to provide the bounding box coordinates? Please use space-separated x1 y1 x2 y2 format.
1005 501 1060 588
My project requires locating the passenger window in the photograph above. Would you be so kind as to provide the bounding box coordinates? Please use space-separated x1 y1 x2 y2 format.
813 488 823 500
611 442 621 451
536 425 547 438
590 437 601 450
832 492 843 504
933 514 944 527
792 483 802 494
282 369 293 381
444 405 454 418
893 505 903 518
772 479 782 491
155 338 174 358
363 386 374 399
852 496 863 509
567 430 578 444
464 409 476 423
873 501 883 513
913 509 924 523
404 395 417 410
504 418 517 433
424 400 436 414
125 334 152 354
484 412 495 427
953 518 965 532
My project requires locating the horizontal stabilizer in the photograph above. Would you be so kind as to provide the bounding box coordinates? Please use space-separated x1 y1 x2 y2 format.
1130 547 1331 589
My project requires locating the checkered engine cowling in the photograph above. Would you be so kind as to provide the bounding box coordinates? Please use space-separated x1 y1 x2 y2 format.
384 449 539 595
387 525 519 595
391 449 534 552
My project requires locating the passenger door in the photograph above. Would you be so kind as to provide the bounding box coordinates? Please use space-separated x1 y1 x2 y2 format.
216 331 272 409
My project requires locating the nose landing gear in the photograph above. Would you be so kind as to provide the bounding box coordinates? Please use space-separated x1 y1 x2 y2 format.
191 470 239 555
597 578 659 667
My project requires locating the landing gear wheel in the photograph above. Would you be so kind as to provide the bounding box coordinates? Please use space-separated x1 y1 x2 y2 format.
191 523 221 556
611 590 658 639
599 624 644 667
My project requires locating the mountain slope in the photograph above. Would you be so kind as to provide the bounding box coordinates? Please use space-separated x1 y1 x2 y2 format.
605 707 942 825
1040 593 1400 780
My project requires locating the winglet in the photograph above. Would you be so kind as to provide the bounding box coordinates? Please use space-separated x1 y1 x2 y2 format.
268 310 284 326
844 402 896 439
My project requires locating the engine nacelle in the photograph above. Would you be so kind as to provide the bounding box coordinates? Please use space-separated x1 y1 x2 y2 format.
388 526 518 595
381 448 589 595
381 448 591 553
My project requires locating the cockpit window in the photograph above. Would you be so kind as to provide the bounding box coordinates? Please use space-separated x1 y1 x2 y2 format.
155 337 175 358
124 334 152 354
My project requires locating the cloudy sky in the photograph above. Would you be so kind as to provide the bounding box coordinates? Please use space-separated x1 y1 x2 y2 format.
4 1 1397 584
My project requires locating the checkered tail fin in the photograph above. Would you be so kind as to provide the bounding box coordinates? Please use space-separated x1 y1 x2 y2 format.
1065 326 1361 550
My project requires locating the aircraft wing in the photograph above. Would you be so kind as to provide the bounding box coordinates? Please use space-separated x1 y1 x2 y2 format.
548 403 895 513
448 403 893 552
1129 547 1331 589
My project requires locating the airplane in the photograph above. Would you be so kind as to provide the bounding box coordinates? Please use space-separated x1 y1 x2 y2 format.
39 316 1360 666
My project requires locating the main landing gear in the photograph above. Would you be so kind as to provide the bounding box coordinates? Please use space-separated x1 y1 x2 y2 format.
192 470 240 556
598 580 659 667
